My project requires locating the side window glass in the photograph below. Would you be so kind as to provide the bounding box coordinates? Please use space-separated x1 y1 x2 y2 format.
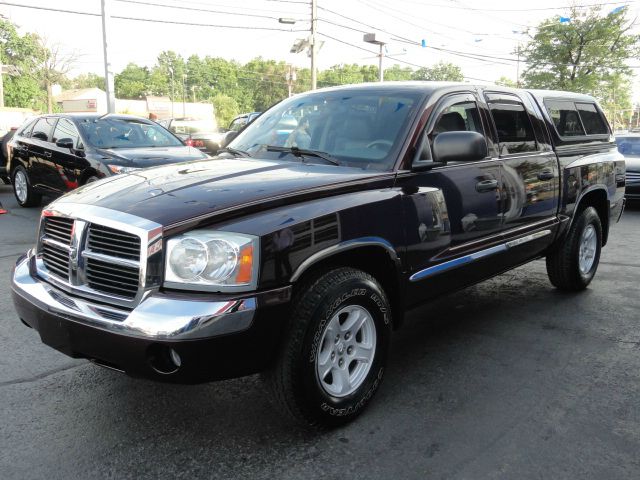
488 101 537 154
545 100 586 137
432 101 483 138
576 103 609 135
17 119 36 138
31 117 56 142
230 118 245 132
52 118 80 147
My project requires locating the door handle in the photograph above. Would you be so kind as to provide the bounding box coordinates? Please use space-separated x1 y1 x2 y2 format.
476 179 498 192
43 151 52 158
537 170 554 181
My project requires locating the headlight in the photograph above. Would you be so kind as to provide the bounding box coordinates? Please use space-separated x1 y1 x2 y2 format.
164 230 259 292
108 164 140 175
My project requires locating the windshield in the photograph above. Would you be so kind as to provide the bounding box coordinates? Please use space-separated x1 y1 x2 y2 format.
78 117 184 149
229 89 421 169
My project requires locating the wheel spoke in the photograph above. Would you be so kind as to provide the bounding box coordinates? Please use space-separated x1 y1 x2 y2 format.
353 343 373 363
341 307 368 334
332 366 351 395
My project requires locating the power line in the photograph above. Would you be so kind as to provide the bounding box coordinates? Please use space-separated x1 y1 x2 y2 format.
391 0 632 12
114 0 308 22
0 1 308 31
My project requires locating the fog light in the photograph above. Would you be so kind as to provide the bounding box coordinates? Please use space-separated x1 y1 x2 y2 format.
169 348 182 368
147 344 181 374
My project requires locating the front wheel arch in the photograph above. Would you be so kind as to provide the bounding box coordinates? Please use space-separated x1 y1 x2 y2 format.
290 242 404 329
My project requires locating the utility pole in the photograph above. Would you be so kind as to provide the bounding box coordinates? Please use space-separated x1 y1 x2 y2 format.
310 0 317 90
182 73 186 117
0 57 4 109
286 65 297 97
101 0 116 113
516 43 521 88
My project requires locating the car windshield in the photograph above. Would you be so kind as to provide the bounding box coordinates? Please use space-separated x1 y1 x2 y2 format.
229 89 421 169
78 117 184 149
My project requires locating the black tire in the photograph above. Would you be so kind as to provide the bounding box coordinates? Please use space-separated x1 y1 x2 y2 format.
264 267 392 427
546 206 602 291
84 176 100 184
11 165 42 207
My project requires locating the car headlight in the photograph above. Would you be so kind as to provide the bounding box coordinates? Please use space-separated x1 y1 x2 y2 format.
108 164 140 175
164 230 259 292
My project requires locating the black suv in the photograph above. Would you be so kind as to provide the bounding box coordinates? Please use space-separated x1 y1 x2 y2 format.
9 113 207 207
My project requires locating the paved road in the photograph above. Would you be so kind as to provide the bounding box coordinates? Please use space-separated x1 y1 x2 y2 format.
1 183 639 479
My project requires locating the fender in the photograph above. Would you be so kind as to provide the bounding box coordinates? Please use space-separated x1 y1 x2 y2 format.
290 236 401 282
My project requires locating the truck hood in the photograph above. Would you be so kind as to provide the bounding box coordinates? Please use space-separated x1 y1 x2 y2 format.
96 146 207 167
54 158 393 230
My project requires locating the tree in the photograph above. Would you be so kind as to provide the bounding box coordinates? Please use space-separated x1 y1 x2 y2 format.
211 93 238 127
522 6 639 96
0 18 46 110
411 62 464 81
115 63 150 99
495 76 518 88
69 73 105 90
36 37 77 113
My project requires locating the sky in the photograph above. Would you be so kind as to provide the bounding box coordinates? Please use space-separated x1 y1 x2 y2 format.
1 0 639 99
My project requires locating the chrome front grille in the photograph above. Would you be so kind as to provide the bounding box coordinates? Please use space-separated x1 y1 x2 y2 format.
86 257 139 299
87 224 141 260
35 206 164 307
626 171 640 184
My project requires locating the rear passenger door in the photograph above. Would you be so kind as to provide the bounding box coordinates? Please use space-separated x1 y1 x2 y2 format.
26 117 60 193
483 92 559 236
51 118 85 191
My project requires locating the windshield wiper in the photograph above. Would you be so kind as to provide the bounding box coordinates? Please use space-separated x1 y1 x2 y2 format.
265 145 340 166
217 147 252 158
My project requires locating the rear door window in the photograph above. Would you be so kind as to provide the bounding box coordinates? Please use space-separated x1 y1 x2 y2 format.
31 117 57 142
487 100 537 154
17 119 37 138
576 103 609 135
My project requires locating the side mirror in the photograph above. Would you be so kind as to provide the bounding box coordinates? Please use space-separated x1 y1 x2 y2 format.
220 130 239 149
55 138 74 149
432 131 488 163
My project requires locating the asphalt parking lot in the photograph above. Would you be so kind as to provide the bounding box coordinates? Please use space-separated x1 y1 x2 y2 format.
1 183 639 480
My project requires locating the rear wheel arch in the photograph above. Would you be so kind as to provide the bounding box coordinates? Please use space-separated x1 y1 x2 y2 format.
573 187 609 246
290 242 404 329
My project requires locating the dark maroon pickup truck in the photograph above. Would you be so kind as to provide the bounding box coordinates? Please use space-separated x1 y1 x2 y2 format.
11 82 625 426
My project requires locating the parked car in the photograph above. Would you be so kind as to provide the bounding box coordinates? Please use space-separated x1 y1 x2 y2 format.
615 134 640 200
159 117 224 156
12 83 625 427
228 112 261 132
8 113 207 207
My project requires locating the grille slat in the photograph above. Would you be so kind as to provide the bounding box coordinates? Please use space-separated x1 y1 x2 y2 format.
42 243 69 279
86 257 139 299
43 217 74 246
87 224 141 260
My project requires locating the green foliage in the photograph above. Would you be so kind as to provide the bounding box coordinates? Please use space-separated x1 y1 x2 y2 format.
211 93 239 127
115 63 151 99
522 6 639 95
411 62 464 81
0 19 47 110
69 73 105 90
495 76 518 88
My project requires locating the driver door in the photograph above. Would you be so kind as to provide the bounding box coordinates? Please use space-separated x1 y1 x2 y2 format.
398 92 504 306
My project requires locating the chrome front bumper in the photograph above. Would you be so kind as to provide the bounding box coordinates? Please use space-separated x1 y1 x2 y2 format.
12 251 256 340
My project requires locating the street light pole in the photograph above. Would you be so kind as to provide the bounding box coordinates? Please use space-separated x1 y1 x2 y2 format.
101 0 116 113
363 33 387 82
310 0 317 90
